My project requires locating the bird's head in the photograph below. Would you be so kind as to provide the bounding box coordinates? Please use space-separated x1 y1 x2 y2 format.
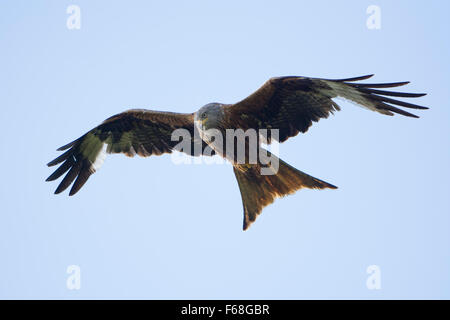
194 103 224 130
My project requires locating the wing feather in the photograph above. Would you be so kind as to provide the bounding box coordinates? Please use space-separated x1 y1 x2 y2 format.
47 109 210 195
225 75 427 142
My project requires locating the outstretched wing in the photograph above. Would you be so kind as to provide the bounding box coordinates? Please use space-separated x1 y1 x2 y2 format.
46 109 210 196
224 75 427 142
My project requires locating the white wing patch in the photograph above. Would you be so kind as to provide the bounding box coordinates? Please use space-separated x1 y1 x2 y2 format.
326 81 381 113
332 96 373 112
92 143 107 171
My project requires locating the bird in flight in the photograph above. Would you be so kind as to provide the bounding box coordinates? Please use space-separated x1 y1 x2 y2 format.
47 75 427 230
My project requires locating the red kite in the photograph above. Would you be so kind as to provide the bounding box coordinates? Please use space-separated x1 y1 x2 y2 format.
47 75 427 230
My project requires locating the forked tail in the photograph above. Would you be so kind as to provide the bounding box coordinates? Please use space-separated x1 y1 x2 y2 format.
233 157 337 230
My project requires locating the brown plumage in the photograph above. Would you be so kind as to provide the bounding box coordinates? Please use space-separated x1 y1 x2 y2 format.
47 75 427 230
233 158 336 230
46 110 211 196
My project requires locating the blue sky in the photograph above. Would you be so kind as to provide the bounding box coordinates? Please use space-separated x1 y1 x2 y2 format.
0 0 449 299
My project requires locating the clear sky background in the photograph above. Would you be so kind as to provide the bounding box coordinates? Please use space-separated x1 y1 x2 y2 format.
0 0 449 299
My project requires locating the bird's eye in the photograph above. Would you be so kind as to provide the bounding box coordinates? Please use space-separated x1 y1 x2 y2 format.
201 113 207 119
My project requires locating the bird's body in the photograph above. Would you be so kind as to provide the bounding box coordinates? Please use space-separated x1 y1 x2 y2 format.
47 75 427 230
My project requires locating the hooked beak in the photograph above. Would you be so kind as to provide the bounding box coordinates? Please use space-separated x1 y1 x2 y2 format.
196 117 207 130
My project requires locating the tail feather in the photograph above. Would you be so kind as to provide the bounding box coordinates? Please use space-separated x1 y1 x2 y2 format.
233 158 336 230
